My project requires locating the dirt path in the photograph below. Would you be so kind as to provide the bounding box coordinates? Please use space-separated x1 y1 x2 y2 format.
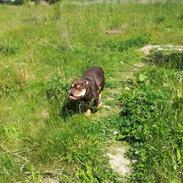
91 61 145 179
93 62 145 119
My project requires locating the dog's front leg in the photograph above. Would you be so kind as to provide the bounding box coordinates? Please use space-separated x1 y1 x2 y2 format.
93 93 102 109
84 101 92 116
85 109 91 116
97 92 103 108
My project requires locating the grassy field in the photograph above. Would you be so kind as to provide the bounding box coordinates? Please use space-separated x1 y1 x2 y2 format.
0 2 183 182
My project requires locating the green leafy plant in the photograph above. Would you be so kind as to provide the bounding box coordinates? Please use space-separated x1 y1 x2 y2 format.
46 75 69 101
117 67 183 183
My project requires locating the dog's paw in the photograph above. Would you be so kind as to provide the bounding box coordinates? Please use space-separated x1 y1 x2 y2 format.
97 102 103 109
85 109 91 116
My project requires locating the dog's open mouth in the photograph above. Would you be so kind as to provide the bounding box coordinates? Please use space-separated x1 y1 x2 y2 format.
69 95 80 100
69 89 86 100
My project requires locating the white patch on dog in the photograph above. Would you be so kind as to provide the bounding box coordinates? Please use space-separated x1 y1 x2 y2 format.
74 89 86 97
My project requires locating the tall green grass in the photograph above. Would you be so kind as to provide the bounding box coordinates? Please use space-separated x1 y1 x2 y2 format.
0 2 182 182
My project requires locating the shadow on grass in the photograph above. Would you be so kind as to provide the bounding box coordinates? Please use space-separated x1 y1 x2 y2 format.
60 99 97 119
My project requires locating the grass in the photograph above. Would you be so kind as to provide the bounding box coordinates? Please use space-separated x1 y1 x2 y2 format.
0 1 182 182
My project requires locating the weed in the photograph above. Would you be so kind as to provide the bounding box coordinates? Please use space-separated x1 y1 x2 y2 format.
46 75 69 101
102 34 151 52
0 38 24 56
155 15 166 24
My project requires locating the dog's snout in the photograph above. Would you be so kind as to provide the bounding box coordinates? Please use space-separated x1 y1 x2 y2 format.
69 90 74 97
70 93 73 96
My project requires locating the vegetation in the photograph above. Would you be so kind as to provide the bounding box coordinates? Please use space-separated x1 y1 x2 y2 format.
117 61 183 182
0 1 182 182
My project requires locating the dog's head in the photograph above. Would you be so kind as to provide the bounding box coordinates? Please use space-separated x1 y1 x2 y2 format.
69 79 89 100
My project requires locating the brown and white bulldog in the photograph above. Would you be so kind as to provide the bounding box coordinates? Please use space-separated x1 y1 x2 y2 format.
69 67 105 115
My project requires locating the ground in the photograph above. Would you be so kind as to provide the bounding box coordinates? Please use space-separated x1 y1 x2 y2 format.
0 2 182 182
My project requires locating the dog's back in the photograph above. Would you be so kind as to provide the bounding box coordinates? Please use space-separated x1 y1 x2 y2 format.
83 67 105 90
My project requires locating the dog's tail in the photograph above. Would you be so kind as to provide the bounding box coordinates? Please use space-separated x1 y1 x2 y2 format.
99 67 104 74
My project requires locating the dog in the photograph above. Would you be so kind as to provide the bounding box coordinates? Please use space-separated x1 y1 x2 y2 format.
69 67 105 116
